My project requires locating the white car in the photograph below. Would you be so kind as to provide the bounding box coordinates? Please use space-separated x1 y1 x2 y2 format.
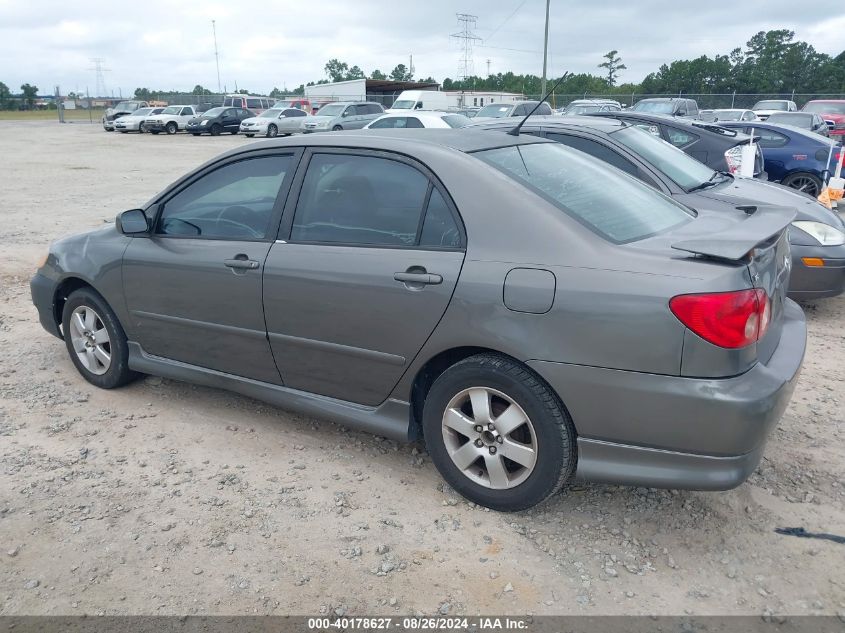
364 111 472 129
704 109 759 123
239 108 308 137
144 105 199 135
114 107 165 133
752 99 797 121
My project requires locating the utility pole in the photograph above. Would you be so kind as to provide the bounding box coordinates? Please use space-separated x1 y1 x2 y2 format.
541 0 550 97
486 59 491 77
212 20 222 94
409 54 414 80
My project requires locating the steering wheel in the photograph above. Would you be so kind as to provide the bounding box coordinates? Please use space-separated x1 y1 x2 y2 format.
215 205 264 238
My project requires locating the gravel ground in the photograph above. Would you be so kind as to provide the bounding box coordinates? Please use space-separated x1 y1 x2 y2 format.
0 122 843 618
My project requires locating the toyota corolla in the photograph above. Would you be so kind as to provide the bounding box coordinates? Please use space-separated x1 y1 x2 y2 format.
31 130 806 511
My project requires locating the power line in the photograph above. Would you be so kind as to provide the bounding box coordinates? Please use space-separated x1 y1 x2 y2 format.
451 14 482 83
485 0 529 43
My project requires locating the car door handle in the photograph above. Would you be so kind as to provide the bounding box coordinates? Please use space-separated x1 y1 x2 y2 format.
224 257 260 270
393 271 442 285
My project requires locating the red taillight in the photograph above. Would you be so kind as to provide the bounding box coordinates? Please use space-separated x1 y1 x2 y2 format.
669 289 771 349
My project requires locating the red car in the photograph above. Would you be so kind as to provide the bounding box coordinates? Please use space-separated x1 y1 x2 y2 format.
801 100 845 138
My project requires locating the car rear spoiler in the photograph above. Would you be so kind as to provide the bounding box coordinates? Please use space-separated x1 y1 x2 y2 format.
672 205 796 261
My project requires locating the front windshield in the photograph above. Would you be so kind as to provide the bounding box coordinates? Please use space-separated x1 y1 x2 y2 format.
114 101 138 111
753 101 788 111
260 109 283 118
161 106 180 115
802 102 845 115
442 114 471 128
131 108 153 117
611 126 719 191
202 107 225 117
475 142 692 243
391 100 415 110
712 110 743 121
315 104 346 117
631 101 674 114
767 113 811 128
566 105 600 115
476 104 512 118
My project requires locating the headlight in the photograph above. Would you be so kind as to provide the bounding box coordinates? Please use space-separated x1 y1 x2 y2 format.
792 221 845 246
201 120 209 126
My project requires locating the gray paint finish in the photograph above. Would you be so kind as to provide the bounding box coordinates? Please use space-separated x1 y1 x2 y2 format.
503 268 556 314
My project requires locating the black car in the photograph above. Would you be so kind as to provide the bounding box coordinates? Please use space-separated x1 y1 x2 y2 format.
470 115 845 300
765 112 830 137
629 97 699 119
591 110 765 177
186 107 255 136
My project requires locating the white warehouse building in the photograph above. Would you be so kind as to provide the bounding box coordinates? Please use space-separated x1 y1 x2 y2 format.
304 78 523 110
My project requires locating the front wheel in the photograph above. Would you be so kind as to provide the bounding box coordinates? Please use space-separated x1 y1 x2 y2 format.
62 288 138 389
210 124 222 136
191 133 200 136
267 124 278 138
245 133 254 138
150 130 160 135
138 123 145 133
422 354 576 511
165 121 178 135
332 125 343 131
782 172 823 198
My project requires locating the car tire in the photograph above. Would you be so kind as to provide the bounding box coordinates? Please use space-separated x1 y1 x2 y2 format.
782 172 823 198
62 288 139 390
150 130 160 135
267 124 278 138
422 354 576 511
332 125 343 131
231 129 238 135
119 130 128 133
245 134 254 138
191 133 200 136
165 121 178 135
210 124 222 136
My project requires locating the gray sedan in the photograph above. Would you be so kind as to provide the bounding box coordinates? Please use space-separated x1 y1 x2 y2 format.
240 108 308 137
31 130 805 511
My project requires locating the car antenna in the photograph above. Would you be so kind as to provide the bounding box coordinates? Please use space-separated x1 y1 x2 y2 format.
508 72 571 136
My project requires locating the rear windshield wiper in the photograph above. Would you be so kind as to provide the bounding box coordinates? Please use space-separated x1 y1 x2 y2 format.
687 172 726 192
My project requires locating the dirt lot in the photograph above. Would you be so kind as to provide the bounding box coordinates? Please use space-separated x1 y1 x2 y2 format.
0 121 843 618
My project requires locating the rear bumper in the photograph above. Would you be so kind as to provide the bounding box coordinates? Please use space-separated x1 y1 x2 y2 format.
788 244 845 300
30 272 62 339
528 299 806 490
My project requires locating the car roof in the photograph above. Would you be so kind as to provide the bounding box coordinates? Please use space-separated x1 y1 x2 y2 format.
719 121 833 143
803 99 845 104
468 114 626 133
377 111 457 119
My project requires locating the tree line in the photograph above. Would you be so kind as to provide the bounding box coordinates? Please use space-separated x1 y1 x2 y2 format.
2 29 843 109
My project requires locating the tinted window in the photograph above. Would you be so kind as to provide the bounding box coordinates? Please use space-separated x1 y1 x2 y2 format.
247 98 262 108
419 189 461 248
513 104 527 116
476 143 692 244
405 117 424 128
537 103 552 115
291 154 430 246
665 127 698 147
284 108 306 117
442 114 471 128
756 129 789 148
545 133 639 177
367 104 384 114
180 107 193 116
157 156 291 240
368 117 402 129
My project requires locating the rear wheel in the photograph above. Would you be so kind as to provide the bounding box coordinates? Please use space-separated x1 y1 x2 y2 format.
210 124 222 136
150 130 160 135
191 133 200 136
245 134 254 138
332 125 343 131
165 121 178 135
62 288 138 389
422 354 576 511
138 122 146 133
782 172 823 197
267 124 278 138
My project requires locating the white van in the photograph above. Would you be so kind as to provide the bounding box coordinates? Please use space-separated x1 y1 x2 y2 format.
387 90 453 113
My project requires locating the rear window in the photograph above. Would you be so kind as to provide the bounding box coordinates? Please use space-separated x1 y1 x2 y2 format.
442 114 471 128
475 143 692 244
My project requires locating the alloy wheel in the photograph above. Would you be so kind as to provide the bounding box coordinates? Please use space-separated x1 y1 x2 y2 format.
788 176 820 197
68 305 111 375
441 387 538 489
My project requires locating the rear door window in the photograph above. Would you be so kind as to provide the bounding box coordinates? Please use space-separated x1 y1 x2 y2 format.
757 129 789 148
545 133 640 177
665 126 698 148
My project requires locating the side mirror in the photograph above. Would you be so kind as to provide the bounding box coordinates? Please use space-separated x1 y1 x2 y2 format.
341 111 349 117
116 209 149 235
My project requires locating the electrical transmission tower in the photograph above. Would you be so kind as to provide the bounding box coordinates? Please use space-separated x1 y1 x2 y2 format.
451 14 481 83
89 58 110 98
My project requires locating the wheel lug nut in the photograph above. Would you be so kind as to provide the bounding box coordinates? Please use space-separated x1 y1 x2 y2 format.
487 423 495 431
474 439 483 447
474 425 483 433
496 436 503 443
489 446 497 455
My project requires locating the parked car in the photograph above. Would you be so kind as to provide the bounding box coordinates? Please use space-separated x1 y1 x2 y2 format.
301 101 384 132
365 111 471 129
701 109 759 123
31 129 804 510
114 107 164 133
591 111 764 176
630 97 699 118
102 100 149 131
222 94 273 114
144 105 199 135
717 121 842 198
240 108 308 137
800 100 845 139
474 101 553 120
765 112 829 137
185 107 255 136
561 99 622 115
272 98 311 112
471 116 845 300
387 90 452 113
455 108 479 118
752 99 797 120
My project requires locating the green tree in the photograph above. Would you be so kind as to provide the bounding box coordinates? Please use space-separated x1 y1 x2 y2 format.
347 65 365 80
134 87 151 100
390 64 412 81
370 69 387 80
0 81 11 109
269 87 285 98
192 84 212 95
325 58 349 82
20 83 38 109
598 50 626 87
